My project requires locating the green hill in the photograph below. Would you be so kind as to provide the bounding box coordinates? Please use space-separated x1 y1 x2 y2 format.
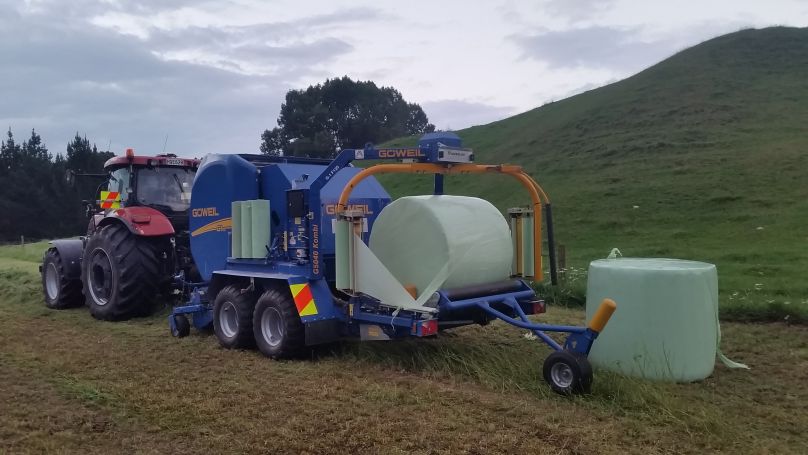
381 26 808 322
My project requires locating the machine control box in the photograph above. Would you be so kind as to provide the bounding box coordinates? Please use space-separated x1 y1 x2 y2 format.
287 190 306 218
437 145 474 163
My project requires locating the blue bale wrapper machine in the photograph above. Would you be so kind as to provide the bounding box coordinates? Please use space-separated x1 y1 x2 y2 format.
170 132 616 394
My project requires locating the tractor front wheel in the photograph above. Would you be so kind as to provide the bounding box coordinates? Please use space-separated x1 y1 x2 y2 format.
253 288 305 359
42 248 83 309
82 223 166 321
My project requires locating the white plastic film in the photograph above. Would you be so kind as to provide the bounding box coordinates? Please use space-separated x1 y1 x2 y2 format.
240 202 252 258
352 233 436 313
335 219 351 289
585 258 747 382
368 195 513 298
249 199 270 259
231 201 242 258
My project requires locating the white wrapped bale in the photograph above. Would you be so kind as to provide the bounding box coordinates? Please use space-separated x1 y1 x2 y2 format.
586 258 725 382
368 195 513 298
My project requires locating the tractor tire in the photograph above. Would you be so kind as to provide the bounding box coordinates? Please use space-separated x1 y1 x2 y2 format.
82 223 166 321
253 288 306 359
213 285 256 349
42 248 83 309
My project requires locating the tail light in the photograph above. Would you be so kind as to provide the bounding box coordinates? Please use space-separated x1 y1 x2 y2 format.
413 319 438 337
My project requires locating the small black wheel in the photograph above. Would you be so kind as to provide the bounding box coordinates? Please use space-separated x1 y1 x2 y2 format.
42 248 83 309
253 288 306 359
542 350 593 395
213 285 256 349
171 314 190 338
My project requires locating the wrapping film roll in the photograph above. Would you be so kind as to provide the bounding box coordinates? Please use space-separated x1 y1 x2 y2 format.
231 200 270 259
232 202 242 258
242 203 253 257
367 195 513 300
585 258 748 382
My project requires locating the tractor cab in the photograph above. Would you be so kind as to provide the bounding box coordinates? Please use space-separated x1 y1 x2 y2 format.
98 149 199 231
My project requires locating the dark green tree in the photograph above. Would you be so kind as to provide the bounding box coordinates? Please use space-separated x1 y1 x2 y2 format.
21 129 51 164
66 133 111 173
260 77 434 158
0 128 21 174
0 129 114 241
0 129 58 239
0 129 23 237
259 128 284 157
62 134 113 233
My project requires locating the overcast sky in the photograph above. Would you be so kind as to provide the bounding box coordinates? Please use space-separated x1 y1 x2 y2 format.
2 0 807 157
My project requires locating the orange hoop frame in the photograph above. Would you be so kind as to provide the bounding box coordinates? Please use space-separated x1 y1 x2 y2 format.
335 163 550 279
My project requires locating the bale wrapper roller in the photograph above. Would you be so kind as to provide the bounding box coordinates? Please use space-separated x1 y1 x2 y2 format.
170 132 616 395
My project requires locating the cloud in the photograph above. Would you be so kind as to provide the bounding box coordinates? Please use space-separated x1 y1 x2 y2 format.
3 0 797 157
16 0 215 21
89 7 383 75
511 26 679 71
152 35 353 76
511 19 760 74
422 100 515 130
0 1 366 156
542 0 618 22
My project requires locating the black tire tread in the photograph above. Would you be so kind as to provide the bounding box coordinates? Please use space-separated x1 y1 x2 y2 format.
213 285 256 349
253 288 306 359
83 223 167 321
172 314 191 338
542 350 593 395
42 248 83 309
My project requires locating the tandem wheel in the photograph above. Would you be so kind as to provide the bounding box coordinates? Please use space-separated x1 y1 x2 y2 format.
171 314 191 338
542 350 593 395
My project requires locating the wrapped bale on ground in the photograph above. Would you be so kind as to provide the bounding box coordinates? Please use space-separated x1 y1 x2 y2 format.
586 258 744 382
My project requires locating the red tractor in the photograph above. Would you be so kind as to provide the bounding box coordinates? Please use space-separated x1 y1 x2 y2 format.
40 149 200 320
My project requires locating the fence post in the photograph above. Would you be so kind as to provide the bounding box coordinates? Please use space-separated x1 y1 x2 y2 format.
558 244 566 283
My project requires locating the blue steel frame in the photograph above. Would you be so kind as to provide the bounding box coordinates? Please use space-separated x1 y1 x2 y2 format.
170 135 599 357
169 144 437 334
435 281 600 354
340 278 600 354
347 300 432 338
169 285 213 332
307 143 458 280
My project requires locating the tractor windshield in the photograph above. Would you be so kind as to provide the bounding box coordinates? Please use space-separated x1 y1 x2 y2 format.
136 167 194 212
109 168 131 204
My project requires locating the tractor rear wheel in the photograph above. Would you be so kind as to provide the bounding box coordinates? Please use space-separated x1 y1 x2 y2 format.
42 248 83 309
253 288 306 359
213 285 256 349
82 223 166 321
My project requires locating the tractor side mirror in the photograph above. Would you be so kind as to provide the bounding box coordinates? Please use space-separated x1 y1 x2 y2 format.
82 199 97 219
65 169 76 186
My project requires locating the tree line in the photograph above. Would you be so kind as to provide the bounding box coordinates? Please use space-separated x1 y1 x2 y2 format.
1 77 432 242
0 129 112 242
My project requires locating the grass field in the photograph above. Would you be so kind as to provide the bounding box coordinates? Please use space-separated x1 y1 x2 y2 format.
380 27 808 324
2 242 807 454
